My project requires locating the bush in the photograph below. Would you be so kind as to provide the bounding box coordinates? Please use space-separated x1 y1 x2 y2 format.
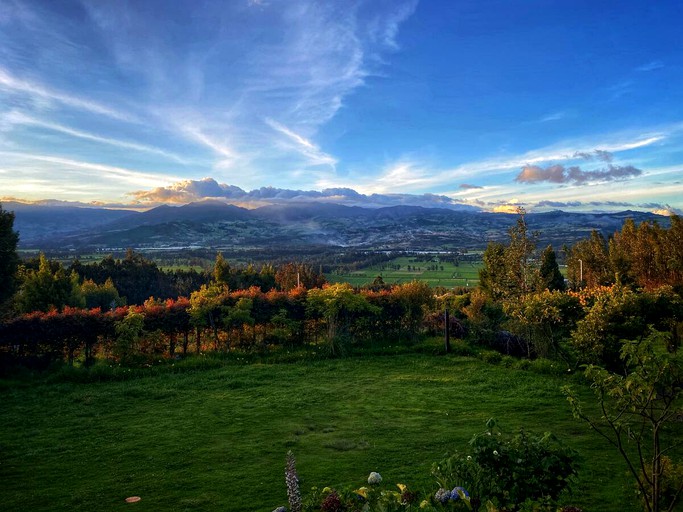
432 419 579 510
479 350 502 365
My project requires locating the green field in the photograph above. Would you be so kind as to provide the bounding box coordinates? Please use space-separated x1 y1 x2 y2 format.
328 257 482 288
0 352 641 511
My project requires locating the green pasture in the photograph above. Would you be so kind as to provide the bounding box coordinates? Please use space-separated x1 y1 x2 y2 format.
0 351 645 511
328 256 482 288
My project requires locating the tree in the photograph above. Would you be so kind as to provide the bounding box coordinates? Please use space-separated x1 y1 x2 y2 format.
505 207 537 295
568 230 612 289
16 254 84 313
0 203 19 313
306 283 379 355
479 242 509 300
213 252 231 285
275 262 326 291
538 245 566 291
81 278 125 310
564 329 683 512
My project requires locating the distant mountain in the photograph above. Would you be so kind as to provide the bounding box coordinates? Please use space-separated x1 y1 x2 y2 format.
6 200 670 252
3 201 138 244
105 201 252 230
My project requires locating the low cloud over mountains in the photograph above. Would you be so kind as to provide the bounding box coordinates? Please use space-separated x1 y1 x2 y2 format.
129 178 480 211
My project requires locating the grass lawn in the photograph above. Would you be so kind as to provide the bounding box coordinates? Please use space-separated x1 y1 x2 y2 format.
328 257 482 288
0 354 642 511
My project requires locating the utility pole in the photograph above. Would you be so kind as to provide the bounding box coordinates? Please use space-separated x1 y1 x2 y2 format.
578 259 583 288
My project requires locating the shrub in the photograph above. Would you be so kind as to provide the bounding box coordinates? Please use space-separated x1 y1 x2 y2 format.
432 419 579 510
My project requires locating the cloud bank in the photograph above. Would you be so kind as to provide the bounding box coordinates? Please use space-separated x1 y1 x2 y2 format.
128 178 480 211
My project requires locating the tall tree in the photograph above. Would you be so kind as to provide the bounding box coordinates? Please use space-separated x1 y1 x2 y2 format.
538 245 566 291
479 208 538 299
0 203 20 313
505 207 538 295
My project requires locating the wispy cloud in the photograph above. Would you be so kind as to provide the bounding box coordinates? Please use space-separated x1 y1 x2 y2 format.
636 60 664 72
538 111 566 122
0 151 180 189
0 67 138 123
265 118 337 168
2 111 188 163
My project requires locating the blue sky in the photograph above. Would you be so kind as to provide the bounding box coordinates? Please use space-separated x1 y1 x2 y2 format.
1 0 682 213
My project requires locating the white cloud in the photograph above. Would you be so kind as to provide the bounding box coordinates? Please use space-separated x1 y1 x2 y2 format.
0 151 180 189
2 111 189 163
0 67 138 123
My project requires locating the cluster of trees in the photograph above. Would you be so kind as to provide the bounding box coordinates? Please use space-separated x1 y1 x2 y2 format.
471 210 682 365
567 216 683 290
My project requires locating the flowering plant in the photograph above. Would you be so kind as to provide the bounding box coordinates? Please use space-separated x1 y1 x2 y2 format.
368 472 383 485
432 419 579 510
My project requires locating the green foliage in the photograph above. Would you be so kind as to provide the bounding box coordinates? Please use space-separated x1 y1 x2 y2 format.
504 290 582 359
307 283 381 355
564 329 683 512
538 245 566 292
113 309 145 361
479 209 543 301
432 419 579 511
16 253 84 313
569 286 644 369
567 230 611 289
213 252 231 285
569 215 683 291
81 277 125 310
276 262 326 291
0 203 20 313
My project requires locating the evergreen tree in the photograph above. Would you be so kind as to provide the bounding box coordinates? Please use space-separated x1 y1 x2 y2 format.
213 252 231 285
538 245 565 291
0 203 20 313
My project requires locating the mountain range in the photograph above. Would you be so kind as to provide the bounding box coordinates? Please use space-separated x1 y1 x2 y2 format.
5 200 668 253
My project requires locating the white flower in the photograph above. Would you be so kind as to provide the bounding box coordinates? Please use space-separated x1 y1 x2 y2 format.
368 472 383 485
493 450 499 456
466 456 472 461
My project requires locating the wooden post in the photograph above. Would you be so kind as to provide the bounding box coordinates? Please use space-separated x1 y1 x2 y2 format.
444 308 451 353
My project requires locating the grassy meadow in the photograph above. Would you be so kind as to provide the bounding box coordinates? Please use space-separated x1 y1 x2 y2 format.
327 257 482 288
0 351 642 512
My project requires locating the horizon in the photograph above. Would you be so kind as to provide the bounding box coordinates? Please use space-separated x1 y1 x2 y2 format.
2 1 682 215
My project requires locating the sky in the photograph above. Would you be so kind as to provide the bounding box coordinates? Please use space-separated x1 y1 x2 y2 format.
1 0 682 214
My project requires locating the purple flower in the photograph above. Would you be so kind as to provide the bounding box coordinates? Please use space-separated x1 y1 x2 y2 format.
434 488 451 503
450 487 470 500
285 451 301 512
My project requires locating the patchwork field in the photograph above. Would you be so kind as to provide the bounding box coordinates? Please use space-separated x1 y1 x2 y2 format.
327 257 483 288
0 353 643 511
